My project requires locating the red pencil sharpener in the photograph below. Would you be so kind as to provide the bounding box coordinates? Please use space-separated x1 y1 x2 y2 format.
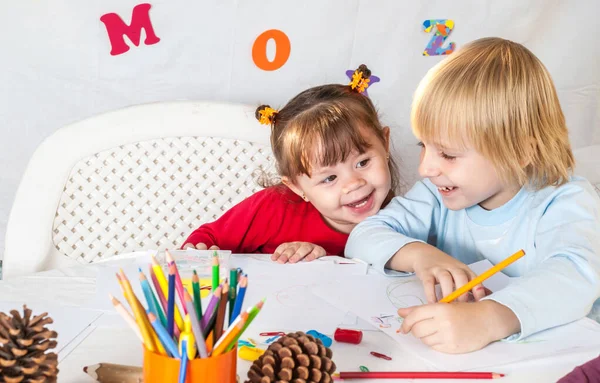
334 328 363 344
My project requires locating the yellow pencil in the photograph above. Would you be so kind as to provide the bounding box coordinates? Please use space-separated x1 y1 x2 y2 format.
119 270 166 355
151 254 184 331
440 249 526 303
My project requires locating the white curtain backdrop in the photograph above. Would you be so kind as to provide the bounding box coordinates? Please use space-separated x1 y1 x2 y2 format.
1 0 599 257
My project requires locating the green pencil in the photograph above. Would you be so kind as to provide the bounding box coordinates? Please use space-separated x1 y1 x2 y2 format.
229 269 238 322
192 270 203 322
212 251 220 291
226 298 265 352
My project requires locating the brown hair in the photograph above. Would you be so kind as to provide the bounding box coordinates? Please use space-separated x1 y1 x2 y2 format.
411 37 574 189
256 80 401 197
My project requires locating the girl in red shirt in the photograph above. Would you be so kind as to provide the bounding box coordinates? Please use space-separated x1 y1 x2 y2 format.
182 65 402 263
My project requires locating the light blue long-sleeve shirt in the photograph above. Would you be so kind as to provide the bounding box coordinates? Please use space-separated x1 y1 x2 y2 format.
346 176 600 340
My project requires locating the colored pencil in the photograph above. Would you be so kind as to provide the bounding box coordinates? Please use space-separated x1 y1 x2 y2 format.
165 249 188 315
178 339 189 383
214 282 229 344
119 272 166 356
182 314 197 359
192 270 203 322
148 313 180 358
212 252 220 290
183 290 208 358
109 294 143 342
117 270 160 354
211 313 247 356
230 275 247 324
150 267 180 338
202 305 219 340
201 286 222 331
83 363 143 382
229 268 237 322
151 254 184 331
226 299 265 352
139 269 166 326
167 265 176 337
333 371 504 379
440 249 525 303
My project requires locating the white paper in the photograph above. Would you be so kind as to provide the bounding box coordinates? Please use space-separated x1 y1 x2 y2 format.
229 254 367 334
0 302 102 361
311 270 600 371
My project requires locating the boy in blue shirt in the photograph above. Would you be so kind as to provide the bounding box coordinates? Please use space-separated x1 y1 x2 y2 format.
346 37 600 354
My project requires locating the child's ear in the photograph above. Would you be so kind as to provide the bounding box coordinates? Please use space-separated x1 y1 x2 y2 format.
281 177 305 199
382 126 391 153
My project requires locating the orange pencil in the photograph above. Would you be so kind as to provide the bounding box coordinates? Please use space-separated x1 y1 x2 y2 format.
205 332 214 354
211 312 248 356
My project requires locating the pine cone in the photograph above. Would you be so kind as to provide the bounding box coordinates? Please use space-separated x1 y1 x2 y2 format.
245 331 336 383
0 305 58 383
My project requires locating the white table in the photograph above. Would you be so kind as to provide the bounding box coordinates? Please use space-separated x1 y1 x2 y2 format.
0 255 595 383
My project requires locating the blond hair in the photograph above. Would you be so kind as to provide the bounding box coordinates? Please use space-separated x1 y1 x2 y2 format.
257 84 402 197
411 37 574 189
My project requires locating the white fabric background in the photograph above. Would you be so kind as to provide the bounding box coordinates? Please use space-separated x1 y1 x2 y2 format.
1 0 599 258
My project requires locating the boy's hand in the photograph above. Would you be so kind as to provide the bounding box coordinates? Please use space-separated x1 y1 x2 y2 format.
182 243 220 250
397 300 520 354
271 242 326 264
396 242 486 303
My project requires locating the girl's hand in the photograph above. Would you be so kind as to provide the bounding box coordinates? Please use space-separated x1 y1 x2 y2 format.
182 243 220 250
397 300 520 354
405 243 486 303
271 242 327 264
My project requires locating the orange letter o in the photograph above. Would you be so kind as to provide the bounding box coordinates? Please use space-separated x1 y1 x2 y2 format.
252 29 291 71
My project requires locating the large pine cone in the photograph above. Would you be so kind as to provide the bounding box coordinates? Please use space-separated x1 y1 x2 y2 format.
0 305 58 383
246 331 336 383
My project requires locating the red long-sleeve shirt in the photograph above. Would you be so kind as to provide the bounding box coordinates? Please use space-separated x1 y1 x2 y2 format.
182 186 348 255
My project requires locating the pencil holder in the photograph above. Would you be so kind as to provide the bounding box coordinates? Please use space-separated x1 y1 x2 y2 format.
143 346 237 383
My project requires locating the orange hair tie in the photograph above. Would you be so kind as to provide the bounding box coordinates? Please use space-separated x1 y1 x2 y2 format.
258 107 277 125
349 67 371 94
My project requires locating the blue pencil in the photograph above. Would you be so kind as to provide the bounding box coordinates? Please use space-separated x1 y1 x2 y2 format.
148 312 180 358
178 339 189 383
139 269 160 318
230 275 247 324
167 264 176 338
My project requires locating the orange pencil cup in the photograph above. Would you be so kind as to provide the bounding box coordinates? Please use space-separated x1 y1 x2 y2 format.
143 346 237 383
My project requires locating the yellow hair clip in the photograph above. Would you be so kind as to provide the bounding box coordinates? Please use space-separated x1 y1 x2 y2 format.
349 65 371 94
257 106 277 125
